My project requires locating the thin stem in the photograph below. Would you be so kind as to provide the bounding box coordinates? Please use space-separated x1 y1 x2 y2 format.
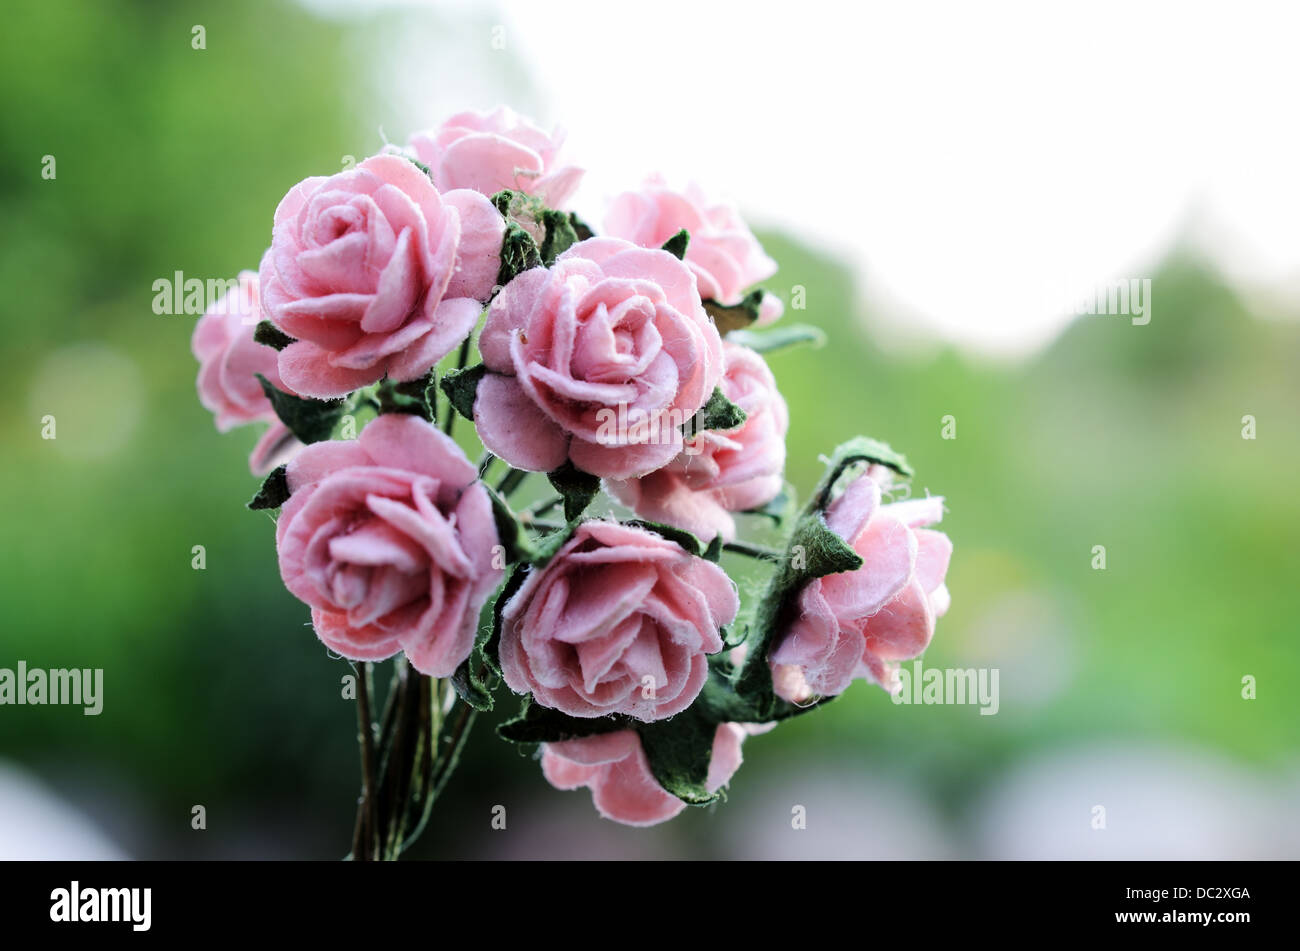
430 700 477 800
524 495 565 520
477 451 496 480
442 336 473 436
353 662 379 861
723 540 784 562
495 466 529 497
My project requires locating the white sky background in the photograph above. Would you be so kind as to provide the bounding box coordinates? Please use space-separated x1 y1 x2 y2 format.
305 0 1300 359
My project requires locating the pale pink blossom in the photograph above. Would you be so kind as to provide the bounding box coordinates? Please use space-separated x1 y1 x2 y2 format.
607 342 788 542
770 474 951 700
409 106 583 209
541 724 746 826
475 237 724 479
498 521 737 721
275 414 502 676
191 270 300 475
605 176 782 324
260 154 504 399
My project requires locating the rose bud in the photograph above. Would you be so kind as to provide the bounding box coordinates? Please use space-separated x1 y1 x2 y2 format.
769 473 951 700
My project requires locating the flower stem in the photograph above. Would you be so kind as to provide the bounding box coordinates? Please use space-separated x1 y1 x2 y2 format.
352 661 379 861
722 540 784 562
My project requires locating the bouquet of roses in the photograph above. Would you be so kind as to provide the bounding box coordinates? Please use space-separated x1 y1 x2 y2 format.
192 106 952 858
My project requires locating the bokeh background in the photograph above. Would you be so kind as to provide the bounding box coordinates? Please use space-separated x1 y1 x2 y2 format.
2 0 1297 859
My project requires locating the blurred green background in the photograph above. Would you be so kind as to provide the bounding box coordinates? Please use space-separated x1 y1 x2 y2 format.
1 0 1297 859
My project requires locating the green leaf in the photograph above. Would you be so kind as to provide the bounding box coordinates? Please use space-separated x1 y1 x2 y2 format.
247 464 290 510
726 323 826 354
497 696 628 744
684 385 747 437
539 209 580 265
624 519 708 558
661 228 690 260
253 320 293 351
569 213 594 241
376 369 436 422
546 461 601 522
495 221 542 289
450 587 506 711
406 155 431 176
254 374 348 444
439 363 486 423
703 289 764 334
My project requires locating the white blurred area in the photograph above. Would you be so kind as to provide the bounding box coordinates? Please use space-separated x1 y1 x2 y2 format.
0 763 125 860
300 0 1300 358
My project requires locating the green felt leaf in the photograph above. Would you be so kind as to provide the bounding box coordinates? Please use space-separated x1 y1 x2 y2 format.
539 209 580 265
624 519 708 558
733 435 915 717
726 322 826 354
439 363 486 422
496 696 628 744
661 228 690 260
569 213 594 241
406 155 431 176
546 461 601 521
703 289 764 335
495 221 542 289
254 373 348 444
253 320 293 351
247 464 290 511
486 486 541 566
450 585 506 711
684 385 747 437
376 369 436 422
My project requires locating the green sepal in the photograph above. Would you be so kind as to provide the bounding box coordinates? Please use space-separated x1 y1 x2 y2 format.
685 385 747 437
255 373 348 445
546 461 601 522
661 229 690 260
253 320 293 351
376 369 436 422
703 289 764 334
247 464 290 511
439 363 486 422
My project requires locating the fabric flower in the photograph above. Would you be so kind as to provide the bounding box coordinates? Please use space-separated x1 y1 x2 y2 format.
541 724 746 827
606 341 788 542
191 270 300 475
769 474 952 700
260 153 504 399
498 521 737 721
409 106 583 209
275 414 501 676
475 237 724 479
604 176 782 325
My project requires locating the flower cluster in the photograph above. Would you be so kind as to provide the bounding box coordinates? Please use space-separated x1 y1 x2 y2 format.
193 106 952 834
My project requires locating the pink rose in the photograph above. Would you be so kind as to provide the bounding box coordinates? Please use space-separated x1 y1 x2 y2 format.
769 474 952 700
541 724 746 826
605 176 783 325
409 106 583 209
498 521 737 721
260 154 505 399
607 341 789 543
475 237 724 479
275 414 502 676
191 270 300 475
